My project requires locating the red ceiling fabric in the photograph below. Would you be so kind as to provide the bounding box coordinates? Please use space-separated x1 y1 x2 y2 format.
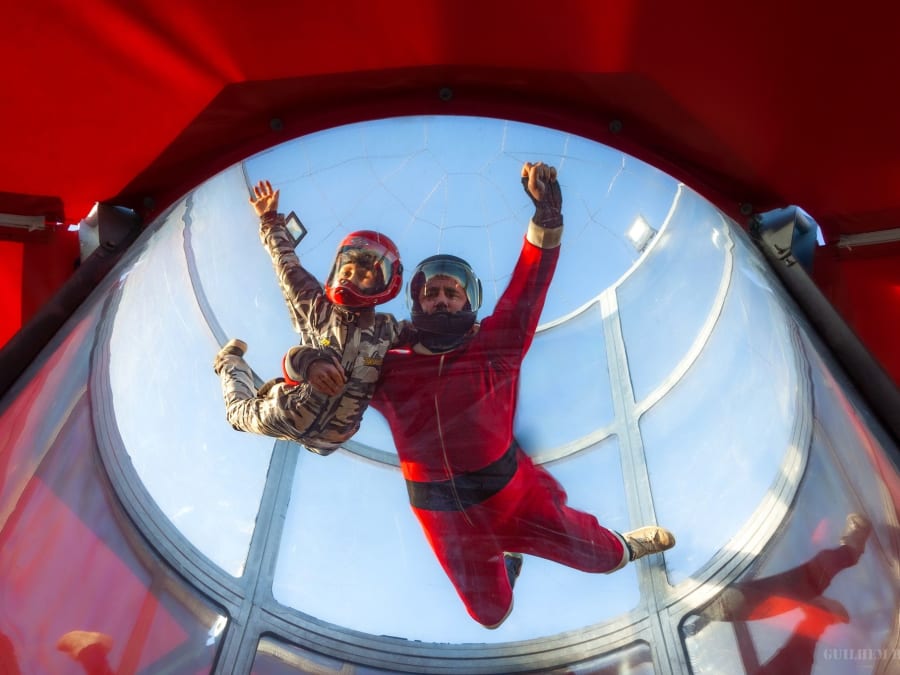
815 244 900 383
3 1 899 237
0 242 24 346
1 0 900 383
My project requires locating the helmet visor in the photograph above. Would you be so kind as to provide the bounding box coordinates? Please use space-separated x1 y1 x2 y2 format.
413 258 482 311
327 239 398 296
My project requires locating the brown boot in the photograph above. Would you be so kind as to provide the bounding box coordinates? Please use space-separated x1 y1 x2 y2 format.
623 526 675 561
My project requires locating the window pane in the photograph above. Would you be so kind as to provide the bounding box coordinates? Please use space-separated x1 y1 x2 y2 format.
516 302 614 456
640 225 800 586
109 195 273 575
617 187 730 404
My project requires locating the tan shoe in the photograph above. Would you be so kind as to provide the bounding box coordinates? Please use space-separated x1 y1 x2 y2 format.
213 338 248 374
623 526 675 561
839 513 872 557
56 630 113 658
221 338 248 357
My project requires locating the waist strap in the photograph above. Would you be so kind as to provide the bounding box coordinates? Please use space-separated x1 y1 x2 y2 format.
406 441 519 511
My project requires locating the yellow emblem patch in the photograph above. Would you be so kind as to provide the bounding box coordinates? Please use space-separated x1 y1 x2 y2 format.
363 357 383 367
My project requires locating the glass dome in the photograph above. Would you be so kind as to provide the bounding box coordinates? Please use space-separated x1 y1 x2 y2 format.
1 115 898 674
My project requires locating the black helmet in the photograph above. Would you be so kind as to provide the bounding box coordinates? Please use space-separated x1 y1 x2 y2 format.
408 254 482 341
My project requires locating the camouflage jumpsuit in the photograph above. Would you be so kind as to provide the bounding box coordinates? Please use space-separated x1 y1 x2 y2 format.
216 212 410 454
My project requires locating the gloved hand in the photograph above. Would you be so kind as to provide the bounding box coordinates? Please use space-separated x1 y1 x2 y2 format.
521 162 563 229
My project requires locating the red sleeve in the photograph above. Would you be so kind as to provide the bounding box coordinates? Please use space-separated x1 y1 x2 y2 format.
477 236 559 367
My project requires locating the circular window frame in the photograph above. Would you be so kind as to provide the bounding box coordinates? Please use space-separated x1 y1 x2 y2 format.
89 116 813 674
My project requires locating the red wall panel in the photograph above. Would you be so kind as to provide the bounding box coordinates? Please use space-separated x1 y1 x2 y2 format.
0 229 80 349
815 243 900 388
0 241 24 346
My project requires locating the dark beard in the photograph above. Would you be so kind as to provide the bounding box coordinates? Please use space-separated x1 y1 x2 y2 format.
418 330 469 352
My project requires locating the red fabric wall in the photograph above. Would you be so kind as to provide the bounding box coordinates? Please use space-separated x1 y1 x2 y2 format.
0 228 80 349
815 243 900 386
0 241 24 346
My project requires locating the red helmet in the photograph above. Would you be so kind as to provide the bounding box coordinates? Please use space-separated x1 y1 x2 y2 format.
324 230 403 307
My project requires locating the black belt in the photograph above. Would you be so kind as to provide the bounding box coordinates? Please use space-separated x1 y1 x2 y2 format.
406 440 520 511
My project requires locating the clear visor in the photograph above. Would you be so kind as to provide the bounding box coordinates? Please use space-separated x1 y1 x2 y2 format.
415 259 482 310
327 242 397 295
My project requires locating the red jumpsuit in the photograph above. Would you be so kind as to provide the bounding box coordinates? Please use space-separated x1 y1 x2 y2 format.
371 224 628 628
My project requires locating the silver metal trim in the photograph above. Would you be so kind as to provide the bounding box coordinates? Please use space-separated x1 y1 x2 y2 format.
837 227 900 248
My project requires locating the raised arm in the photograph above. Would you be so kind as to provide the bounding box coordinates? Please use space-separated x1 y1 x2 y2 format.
250 179 280 219
521 161 563 231
479 162 563 359
250 180 324 336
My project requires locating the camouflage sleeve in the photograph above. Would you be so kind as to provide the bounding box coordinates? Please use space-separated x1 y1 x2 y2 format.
395 318 417 347
374 312 417 348
283 344 340 384
259 211 324 335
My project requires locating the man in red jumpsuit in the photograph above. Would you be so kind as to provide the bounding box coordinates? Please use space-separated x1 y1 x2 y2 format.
368 161 676 628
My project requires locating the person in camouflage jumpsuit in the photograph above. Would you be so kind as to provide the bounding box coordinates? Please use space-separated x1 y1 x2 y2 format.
213 180 412 455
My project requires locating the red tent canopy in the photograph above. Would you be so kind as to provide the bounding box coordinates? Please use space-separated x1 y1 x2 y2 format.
2 1 899 379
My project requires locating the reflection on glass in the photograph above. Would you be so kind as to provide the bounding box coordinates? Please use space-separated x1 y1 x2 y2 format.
0 393 222 675
686 514 870 674
683 446 897 675
0 307 99 527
